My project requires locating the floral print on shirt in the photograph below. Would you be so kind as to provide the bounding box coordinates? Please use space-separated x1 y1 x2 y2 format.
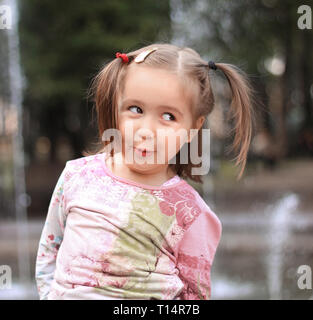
35 152 222 300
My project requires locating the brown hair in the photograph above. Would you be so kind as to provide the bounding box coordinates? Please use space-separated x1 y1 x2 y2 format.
85 43 256 182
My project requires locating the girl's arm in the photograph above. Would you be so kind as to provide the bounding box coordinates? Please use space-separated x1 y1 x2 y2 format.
176 210 222 300
35 165 68 300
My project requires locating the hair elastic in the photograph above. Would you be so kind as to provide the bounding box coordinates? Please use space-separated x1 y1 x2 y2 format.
208 60 217 70
115 52 129 63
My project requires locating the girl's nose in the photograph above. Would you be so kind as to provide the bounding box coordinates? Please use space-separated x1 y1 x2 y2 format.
135 117 156 141
136 127 154 141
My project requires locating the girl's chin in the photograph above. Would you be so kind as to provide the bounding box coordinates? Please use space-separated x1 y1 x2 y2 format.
124 162 163 176
124 159 157 168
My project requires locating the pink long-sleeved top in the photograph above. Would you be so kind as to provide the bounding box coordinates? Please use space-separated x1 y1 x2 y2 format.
35 152 222 300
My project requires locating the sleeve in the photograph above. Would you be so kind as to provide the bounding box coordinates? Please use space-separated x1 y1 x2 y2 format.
175 209 222 300
35 164 68 300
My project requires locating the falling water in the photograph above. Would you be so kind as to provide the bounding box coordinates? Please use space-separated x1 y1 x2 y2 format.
265 193 299 300
5 0 31 285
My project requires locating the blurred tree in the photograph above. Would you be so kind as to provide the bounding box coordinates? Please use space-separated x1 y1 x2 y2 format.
19 0 172 162
178 0 313 159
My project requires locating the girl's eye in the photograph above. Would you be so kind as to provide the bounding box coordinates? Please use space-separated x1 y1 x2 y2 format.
128 106 175 121
162 113 175 121
128 106 142 114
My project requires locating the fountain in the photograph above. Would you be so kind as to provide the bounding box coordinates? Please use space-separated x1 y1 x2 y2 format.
265 193 299 299
210 192 303 300
0 0 33 299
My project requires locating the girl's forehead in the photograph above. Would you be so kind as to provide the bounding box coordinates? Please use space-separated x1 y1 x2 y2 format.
125 64 178 84
121 65 196 105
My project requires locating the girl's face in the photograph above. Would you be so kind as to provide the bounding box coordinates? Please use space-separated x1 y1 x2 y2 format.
117 64 204 176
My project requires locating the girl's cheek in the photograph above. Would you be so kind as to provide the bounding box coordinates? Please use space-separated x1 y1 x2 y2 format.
119 120 133 143
156 136 179 162
123 135 135 151
176 134 188 150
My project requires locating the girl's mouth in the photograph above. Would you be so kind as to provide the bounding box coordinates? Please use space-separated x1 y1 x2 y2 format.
133 147 154 157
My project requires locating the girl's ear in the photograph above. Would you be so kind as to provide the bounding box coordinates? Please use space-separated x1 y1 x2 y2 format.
188 116 205 143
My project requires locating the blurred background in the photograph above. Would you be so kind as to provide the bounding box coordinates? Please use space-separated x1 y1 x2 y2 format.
0 0 312 299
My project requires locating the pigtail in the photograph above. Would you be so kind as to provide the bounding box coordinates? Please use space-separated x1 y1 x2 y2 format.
89 59 122 137
85 55 132 156
214 63 256 180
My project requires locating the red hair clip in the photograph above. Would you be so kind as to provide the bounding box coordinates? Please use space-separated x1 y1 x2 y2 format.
115 52 129 63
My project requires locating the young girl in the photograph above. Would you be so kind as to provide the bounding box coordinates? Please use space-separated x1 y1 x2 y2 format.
35 43 254 300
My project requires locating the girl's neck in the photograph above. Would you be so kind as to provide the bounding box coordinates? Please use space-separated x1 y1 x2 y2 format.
105 152 177 187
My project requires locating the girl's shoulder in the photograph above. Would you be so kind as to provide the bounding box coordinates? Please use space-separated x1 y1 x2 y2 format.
178 183 222 243
62 153 105 181
160 180 222 233
191 188 222 234
66 152 102 167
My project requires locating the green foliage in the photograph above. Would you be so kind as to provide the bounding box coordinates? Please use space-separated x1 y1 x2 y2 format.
18 0 172 159
180 0 313 157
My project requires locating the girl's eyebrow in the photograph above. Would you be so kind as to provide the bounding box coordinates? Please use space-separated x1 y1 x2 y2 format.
122 98 183 117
